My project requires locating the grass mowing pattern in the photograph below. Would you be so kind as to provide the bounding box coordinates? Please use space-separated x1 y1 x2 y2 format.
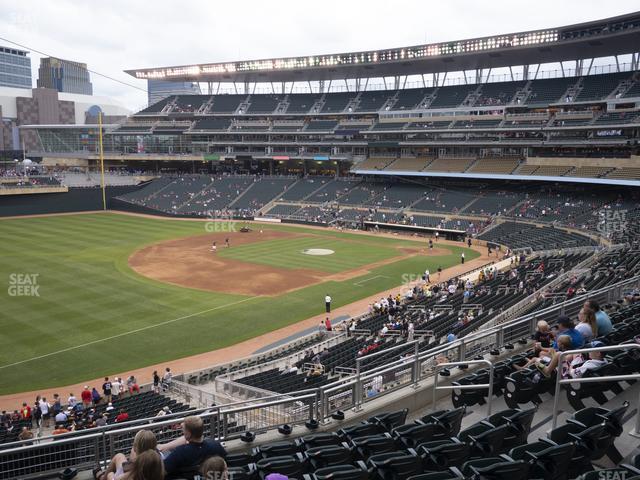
218 236 402 273
0 213 478 394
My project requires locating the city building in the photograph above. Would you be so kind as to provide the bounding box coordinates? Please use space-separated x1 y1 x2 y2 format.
147 79 200 105
37 57 93 95
0 46 32 89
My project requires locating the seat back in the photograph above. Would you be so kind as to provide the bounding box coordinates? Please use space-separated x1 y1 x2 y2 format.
256 440 299 458
352 433 397 458
419 441 470 470
471 459 530 480
433 407 465 437
393 423 437 448
529 442 575 480
370 409 409 432
256 454 305 478
312 464 370 480
306 445 353 468
468 424 509 457
299 432 342 449
339 422 382 440
370 452 423 480
224 452 254 468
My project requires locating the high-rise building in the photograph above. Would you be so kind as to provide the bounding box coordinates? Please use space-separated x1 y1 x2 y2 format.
147 79 201 105
0 46 32 89
37 57 93 95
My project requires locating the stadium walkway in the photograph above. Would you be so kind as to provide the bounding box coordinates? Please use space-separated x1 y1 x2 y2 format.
0 239 493 410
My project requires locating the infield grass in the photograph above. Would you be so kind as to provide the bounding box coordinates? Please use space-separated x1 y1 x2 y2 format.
0 212 478 394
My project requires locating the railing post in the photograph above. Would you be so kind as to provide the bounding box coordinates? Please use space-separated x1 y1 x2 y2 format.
496 328 504 351
314 388 322 422
459 340 466 362
632 389 640 439
308 394 315 422
221 411 228 440
432 367 440 412
412 340 420 389
353 358 362 412
323 388 330 421
487 363 494 417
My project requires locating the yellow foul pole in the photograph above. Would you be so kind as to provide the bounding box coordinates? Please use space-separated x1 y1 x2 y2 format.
98 112 106 210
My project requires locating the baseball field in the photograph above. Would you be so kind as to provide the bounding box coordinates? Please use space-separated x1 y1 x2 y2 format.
0 212 478 396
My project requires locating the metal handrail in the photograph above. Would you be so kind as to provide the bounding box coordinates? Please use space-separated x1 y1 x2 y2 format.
551 343 640 435
433 359 495 416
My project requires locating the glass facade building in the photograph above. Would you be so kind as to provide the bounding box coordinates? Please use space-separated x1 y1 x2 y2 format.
148 79 201 105
0 46 32 89
37 57 93 95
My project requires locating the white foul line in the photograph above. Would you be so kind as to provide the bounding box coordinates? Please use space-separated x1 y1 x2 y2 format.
0 296 257 370
353 275 389 287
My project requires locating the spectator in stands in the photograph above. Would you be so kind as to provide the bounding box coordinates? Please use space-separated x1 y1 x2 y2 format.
575 308 598 343
112 377 122 400
106 402 115 412
67 393 78 408
159 416 226 478
53 423 71 436
324 317 332 332
39 397 51 428
52 394 62 417
92 387 101 405
127 376 140 395
108 450 164 480
81 386 93 407
55 408 68 424
156 406 171 417
584 299 613 335
32 401 41 428
516 335 573 375
198 456 228 480
569 341 608 378
533 320 554 353
95 413 108 428
102 377 113 403
20 402 31 420
553 316 584 349
152 370 160 394
17 426 33 444
317 320 326 338
96 429 159 480
162 368 173 391
116 409 129 423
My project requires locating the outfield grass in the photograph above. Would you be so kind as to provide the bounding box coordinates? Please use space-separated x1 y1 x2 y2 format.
0 213 478 394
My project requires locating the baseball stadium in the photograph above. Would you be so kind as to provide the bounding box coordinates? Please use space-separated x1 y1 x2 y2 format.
1 7 640 480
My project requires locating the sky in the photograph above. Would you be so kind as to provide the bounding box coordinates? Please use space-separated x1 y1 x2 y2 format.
1 0 638 111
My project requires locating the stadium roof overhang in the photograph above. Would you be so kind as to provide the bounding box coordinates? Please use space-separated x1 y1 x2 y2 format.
125 12 640 84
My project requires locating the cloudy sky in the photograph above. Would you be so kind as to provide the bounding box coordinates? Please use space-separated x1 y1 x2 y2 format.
1 0 638 111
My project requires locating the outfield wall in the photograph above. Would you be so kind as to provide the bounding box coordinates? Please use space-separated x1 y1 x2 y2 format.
0 186 139 217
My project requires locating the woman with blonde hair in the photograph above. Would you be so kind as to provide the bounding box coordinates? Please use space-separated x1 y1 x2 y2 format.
95 430 158 480
576 308 597 343
113 450 164 480
198 455 228 480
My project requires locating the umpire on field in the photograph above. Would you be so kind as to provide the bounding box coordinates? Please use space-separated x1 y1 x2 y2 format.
325 294 332 313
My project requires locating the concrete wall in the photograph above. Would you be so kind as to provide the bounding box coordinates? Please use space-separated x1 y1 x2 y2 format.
527 156 640 168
